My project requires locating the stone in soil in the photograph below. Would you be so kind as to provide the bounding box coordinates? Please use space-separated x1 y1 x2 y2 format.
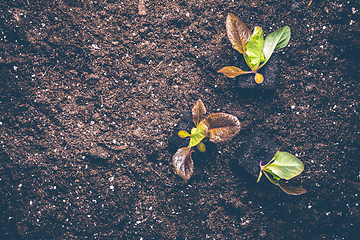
235 54 279 98
235 129 281 178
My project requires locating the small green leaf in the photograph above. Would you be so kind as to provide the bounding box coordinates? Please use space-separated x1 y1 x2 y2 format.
217 66 252 78
172 147 194 181
261 26 291 67
178 130 190 138
202 113 242 143
262 170 280 186
189 122 208 147
264 151 304 180
192 99 206 127
197 142 206 152
245 27 265 71
226 13 252 54
264 168 281 181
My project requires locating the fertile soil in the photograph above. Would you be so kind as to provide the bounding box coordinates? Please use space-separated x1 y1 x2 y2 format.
1 0 359 239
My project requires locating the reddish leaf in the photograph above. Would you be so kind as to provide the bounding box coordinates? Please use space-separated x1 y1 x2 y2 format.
262 171 307 195
192 99 207 126
217 66 250 78
226 13 252 54
202 113 242 143
279 181 307 195
172 147 194 181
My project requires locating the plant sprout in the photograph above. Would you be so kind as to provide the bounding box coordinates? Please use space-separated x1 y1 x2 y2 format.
173 99 242 181
257 151 306 195
218 13 291 84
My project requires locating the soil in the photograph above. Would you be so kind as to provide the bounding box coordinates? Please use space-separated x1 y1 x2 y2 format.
1 0 359 239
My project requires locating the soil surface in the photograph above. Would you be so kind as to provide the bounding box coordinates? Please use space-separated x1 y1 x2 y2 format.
1 0 359 239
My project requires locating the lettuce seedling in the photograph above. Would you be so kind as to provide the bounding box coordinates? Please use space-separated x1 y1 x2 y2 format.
218 13 291 84
257 151 306 195
173 99 242 181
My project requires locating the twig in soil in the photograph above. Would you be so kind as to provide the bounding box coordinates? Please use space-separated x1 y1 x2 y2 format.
156 61 163 68
100 136 109 147
150 166 162 178
42 68 49 77
21 0 30 6
41 65 56 77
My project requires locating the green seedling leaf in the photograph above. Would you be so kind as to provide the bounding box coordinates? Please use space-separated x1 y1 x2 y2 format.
262 170 280 186
197 142 206 152
264 168 281 181
217 66 251 78
202 113 242 143
226 13 251 54
192 99 207 127
264 151 304 180
178 130 190 138
254 73 264 84
257 153 306 195
189 122 208 147
261 26 291 67
278 180 307 195
172 147 194 181
245 26 265 71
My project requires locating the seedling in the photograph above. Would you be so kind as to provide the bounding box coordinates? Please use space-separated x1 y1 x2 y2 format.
257 151 306 195
173 99 242 181
218 13 291 84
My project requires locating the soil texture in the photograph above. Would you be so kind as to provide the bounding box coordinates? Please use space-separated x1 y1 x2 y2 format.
1 0 359 239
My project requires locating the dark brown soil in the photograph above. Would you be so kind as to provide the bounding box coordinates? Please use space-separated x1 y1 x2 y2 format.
1 0 359 239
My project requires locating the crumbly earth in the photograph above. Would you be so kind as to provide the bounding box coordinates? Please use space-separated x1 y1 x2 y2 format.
1 0 359 239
